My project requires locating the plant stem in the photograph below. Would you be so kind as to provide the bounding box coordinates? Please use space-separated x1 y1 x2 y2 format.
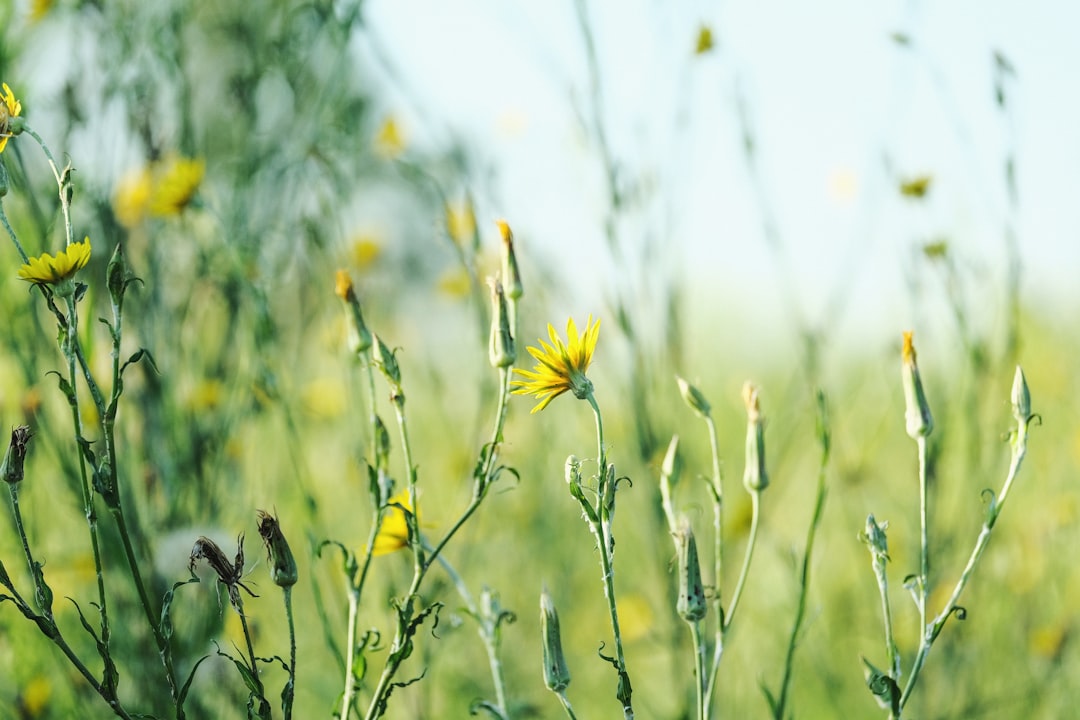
724 489 762 631
284 586 297 720
900 413 1031 708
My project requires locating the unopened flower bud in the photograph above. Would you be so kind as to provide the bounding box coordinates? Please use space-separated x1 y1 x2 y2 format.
540 586 571 692
335 269 372 355
1010 365 1030 424
371 333 401 387
1 426 32 485
742 383 768 493
674 517 707 622
256 510 298 588
901 331 933 439
496 220 524 301
659 435 681 531
676 376 711 418
487 279 515 369
862 514 889 562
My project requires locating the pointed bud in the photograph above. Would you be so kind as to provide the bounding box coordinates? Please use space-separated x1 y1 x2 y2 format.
335 269 372 355
540 586 572 692
659 435 681 531
862 514 890 562
676 376 711 418
1010 365 1030 424
256 511 298 588
1 426 32 485
496 220 523 301
742 383 768 493
373 414 392 471
487 279 515 368
901 331 933 439
674 517 707 622
371 333 401 387
107 243 129 306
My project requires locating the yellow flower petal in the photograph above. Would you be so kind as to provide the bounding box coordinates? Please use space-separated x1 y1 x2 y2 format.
511 315 600 413
17 237 92 285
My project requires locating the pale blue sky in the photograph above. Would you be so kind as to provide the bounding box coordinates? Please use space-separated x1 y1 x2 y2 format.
365 0 1078 355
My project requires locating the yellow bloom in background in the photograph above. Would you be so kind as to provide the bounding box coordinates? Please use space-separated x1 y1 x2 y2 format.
899 174 932 199
113 167 153 228
512 315 600 413
0 82 23 153
149 155 205 216
374 115 406 159
616 593 654 643
301 377 346 418
445 199 477 247
694 24 714 55
350 235 382 270
437 266 471 299
113 155 204 227
30 0 55 22
372 491 415 556
19 675 52 718
18 237 92 286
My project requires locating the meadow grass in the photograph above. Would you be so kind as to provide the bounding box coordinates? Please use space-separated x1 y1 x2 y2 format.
0 4 1076 718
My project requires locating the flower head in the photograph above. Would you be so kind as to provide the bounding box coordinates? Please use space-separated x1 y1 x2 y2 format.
512 315 599 413
372 492 415 556
149 155 205 216
0 83 23 154
18 238 92 289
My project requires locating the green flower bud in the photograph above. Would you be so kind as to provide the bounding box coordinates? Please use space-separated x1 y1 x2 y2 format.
371 333 401 387
540 586 571 692
1010 365 1030 424
676 375 711 418
674 517 707 622
901 331 933 439
488 279 515 369
1 426 32 485
742 383 768 493
256 510 298 588
335 270 372 355
497 220 524 301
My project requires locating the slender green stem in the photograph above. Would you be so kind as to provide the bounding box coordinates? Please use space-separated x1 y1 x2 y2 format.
555 691 579 720
0 203 30 262
900 416 1030 708
724 489 762 631
874 546 899 686
917 435 929 649
284 586 297 720
688 620 707 720
773 393 830 719
23 126 74 247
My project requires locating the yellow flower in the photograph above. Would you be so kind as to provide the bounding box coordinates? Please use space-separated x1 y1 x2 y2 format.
17 237 92 286
149 155 205 216
694 24 714 55
511 315 600 413
350 235 382 270
374 115 406 159
113 168 153 228
0 83 23 154
445 199 477 247
30 0 55 22
372 491 415 556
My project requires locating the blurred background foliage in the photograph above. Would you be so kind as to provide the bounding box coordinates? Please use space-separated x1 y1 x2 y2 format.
0 1 1076 718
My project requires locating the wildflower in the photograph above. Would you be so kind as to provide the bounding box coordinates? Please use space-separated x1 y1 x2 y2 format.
674 518 707 622
189 535 257 609
676 375 711 418
899 174 932 199
372 492 415 556
742 382 768 492
488 279 515 369
445 198 477 248
1 426 32 485
540 586 571 692
901 331 933 438
17 237 92 294
0 83 22 154
335 269 372 355
148 155 205 216
512 315 600 413
496 220 523 300
113 168 153 228
694 24 714 55
374 115 406 159
256 510 298 588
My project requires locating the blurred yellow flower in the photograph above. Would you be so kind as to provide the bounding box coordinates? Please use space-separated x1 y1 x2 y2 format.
437 267 471 299
0 82 22 154
30 0 55 22
445 199 477 247
694 24 714 55
512 315 600 413
616 593 654 643
186 380 224 411
149 155 205 216
372 491 415 556
302 377 346 418
19 675 51 718
17 237 91 286
350 235 382 270
374 115 406 159
113 155 204 228
899 174 932 199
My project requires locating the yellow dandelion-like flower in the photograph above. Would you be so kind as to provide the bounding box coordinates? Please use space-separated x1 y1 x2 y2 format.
30 0 55 22
445 199 477 247
149 155 205 216
113 167 153 228
0 83 23 154
17 237 92 286
372 492 415 556
374 115 406 159
350 235 382 270
511 315 600 413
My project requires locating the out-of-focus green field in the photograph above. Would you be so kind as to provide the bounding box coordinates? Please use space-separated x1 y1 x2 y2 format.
0 3 1076 719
